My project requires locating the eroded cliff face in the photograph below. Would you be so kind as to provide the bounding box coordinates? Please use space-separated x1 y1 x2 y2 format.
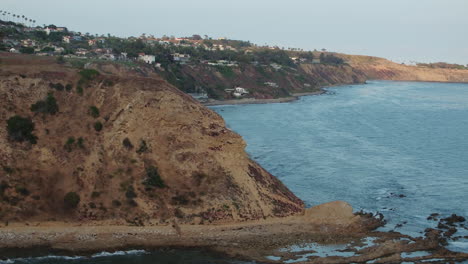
0 53 304 224
345 55 468 83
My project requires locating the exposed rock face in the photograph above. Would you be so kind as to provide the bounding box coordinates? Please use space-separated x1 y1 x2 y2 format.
0 53 304 224
345 55 468 82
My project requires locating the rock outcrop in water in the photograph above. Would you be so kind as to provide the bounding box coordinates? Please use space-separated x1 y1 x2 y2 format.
0 53 304 224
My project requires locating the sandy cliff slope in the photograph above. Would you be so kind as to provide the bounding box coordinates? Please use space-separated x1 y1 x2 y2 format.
344 54 468 82
0 53 304 224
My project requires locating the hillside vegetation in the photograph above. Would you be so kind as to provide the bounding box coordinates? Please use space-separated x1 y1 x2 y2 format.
0 53 304 224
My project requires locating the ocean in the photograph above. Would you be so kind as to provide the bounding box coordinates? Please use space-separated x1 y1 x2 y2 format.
212 80 468 252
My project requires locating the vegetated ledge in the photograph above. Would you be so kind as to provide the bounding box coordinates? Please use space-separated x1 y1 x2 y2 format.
1 53 467 263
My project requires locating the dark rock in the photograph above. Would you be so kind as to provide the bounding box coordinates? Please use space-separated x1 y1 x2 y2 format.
438 222 449 229
441 214 466 226
443 227 457 238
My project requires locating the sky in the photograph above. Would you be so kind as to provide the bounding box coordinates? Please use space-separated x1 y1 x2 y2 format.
3 0 468 64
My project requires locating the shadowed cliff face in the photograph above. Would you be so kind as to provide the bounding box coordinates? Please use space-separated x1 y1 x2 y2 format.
161 62 367 100
0 53 304 224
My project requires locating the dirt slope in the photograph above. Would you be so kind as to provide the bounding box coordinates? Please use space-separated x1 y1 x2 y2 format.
344 54 468 82
0 53 304 224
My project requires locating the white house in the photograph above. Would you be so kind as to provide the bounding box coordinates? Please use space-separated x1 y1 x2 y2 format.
9 48 19 53
63 36 71 43
54 46 65 54
138 54 156 64
232 87 249 97
172 53 190 63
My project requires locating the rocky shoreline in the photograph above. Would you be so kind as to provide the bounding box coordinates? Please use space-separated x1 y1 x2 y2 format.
1 202 467 263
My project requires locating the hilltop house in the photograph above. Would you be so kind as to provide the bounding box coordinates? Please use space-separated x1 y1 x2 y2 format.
312 58 321 64
62 36 71 43
138 53 156 64
172 53 190 63
56 27 68 32
21 39 35 47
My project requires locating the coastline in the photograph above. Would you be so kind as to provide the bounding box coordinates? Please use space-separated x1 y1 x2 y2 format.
203 79 468 107
1 202 467 263
202 90 326 106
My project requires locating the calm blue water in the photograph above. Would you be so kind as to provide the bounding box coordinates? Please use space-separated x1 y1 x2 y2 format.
212 81 468 245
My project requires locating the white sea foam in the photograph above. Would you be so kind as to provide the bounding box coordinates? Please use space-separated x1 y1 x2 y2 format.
91 249 147 258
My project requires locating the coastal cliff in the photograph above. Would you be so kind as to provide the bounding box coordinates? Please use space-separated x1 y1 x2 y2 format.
0 53 303 224
160 62 367 100
345 54 468 83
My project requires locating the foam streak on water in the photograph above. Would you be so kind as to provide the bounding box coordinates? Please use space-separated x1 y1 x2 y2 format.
212 81 468 238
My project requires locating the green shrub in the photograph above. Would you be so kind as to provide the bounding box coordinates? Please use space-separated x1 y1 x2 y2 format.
19 47 34 54
88 202 96 209
70 59 85 69
112 200 122 207
122 138 133 149
64 192 80 209
6 115 37 144
76 86 83 95
15 186 29 196
2 166 14 174
89 106 100 118
65 84 73 91
91 191 101 198
77 137 85 149
79 69 100 81
64 137 75 152
125 186 137 199
31 93 59 115
49 83 64 91
136 139 148 154
143 166 165 188
0 181 10 197
94 121 103 132
56 56 65 64
215 65 235 78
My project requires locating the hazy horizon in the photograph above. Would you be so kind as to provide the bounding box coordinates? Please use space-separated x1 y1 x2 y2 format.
3 0 468 65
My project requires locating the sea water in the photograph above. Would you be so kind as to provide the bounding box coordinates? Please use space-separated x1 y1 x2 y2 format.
212 80 468 245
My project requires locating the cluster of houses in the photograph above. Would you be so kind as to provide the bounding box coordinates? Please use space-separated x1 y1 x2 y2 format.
2 21 327 74
290 56 321 64
138 35 239 52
